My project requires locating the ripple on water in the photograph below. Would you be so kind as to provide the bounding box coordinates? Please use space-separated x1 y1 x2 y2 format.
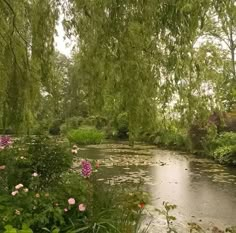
72 143 236 231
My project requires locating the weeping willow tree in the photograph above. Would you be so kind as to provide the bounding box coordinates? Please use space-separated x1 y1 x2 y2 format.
0 0 234 137
205 0 236 110
0 0 59 133
64 0 220 143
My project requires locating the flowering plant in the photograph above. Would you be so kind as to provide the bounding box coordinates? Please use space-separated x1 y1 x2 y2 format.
0 135 13 149
81 160 92 178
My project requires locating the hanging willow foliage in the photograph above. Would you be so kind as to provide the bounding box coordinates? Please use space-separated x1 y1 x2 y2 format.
0 0 59 133
64 0 220 142
0 0 234 135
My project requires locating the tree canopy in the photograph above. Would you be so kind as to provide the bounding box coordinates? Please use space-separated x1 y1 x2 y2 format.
0 0 235 138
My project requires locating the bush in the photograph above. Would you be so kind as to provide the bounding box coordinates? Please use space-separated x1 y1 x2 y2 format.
0 140 32 192
49 119 63 135
141 127 189 150
210 132 236 165
0 136 72 191
81 115 108 129
189 124 209 151
0 149 145 233
156 130 187 149
60 116 84 135
103 125 118 139
67 127 105 145
28 136 72 188
116 112 129 139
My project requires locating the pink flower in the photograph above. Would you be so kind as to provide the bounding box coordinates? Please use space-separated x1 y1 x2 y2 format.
68 198 75 205
78 203 86 212
11 190 18 196
81 160 92 178
15 184 24 190
32 172 38 177
64 208 68 212
0 165 6 170
0 136 13 148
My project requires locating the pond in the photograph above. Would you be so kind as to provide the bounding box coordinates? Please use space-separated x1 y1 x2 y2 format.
73 142 236 232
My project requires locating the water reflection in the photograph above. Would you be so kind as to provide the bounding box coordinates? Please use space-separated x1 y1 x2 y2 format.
76 143 236 230
150 150 236 228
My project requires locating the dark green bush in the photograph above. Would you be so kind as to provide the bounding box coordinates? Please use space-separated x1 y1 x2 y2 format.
67 127 105 145
60 116 84 135
28 136 72 188
210 132 236 165
49 119 63 135
140 127 189 150
0 141 32 192
116 112 129 139
0 136 72 191
80 115 108 129
188 124 209 151
160 131 188 149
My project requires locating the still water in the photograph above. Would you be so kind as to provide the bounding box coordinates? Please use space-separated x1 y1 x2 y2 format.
74 142 236 232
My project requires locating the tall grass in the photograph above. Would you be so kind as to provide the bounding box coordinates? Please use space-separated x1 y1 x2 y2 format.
67 126 105 145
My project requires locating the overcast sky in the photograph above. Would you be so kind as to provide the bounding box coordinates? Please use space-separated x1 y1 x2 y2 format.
54 16 74 57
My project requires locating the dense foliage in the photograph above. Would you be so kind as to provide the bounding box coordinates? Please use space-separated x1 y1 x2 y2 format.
0 0 236 229
0 0 234 140
0 138 149 233
210 132 236 165
67 127 105 145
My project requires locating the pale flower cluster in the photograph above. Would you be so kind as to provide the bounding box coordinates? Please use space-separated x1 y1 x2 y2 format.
67 197 86 212
11 183 28 196
71 145 79 154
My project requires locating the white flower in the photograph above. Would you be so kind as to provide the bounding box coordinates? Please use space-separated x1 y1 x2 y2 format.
15 184 24 190
71 149 78 154
32 172 38 177
23 188 29 193
11 190 18 196
15 209 21 215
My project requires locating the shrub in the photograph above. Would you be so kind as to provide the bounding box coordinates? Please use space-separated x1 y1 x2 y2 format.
67 127 104 145
0 150 145 233
49 119 63 135
60 116 84 135
0 140 32 192
103 125 118 139
93 115 108 129
141 127 189 150
189 124 209 151
210 132 236 165
0 136 72 191
81 115 108 129
116 112 129 139
28 136 73 188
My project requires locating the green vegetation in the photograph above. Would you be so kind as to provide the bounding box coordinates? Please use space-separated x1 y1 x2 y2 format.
0 136 72 190
0 0 235 143
0 0 236 231
0 139 147 233
67 127 105 145
210 132 236 165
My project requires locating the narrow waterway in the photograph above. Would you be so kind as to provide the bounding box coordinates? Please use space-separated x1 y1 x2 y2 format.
73 142 236 232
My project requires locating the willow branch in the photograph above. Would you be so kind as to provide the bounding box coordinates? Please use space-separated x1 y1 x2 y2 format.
1 0 30 46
